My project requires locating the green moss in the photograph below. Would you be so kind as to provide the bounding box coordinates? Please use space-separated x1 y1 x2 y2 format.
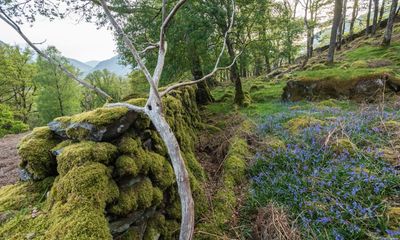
56 141 118 176
351 60 369 68
45 202 112 240
126 98 147 107
18 127 59 179
119 227 142 240
309 63 327 70
70 107 129 126
285 116 324 133
109 178 157 216
331 138 358 155
50 162 118 210
196 133 250 237
115 155 140 177
148 152 175 189
264 136 286 150
0 178 54 212
317 99 339 108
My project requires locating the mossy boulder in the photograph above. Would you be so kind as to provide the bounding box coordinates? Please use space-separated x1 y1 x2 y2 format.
285 116 324 133
49 107 139 141
18 127 60 180
4 86 207 239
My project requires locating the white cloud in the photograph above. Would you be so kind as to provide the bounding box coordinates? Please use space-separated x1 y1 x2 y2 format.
0 15 117 62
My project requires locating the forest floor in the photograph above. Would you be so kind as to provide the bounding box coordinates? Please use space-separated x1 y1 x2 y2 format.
0 133 26 187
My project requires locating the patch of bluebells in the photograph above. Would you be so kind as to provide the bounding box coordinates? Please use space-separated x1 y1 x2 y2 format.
250 107 400 239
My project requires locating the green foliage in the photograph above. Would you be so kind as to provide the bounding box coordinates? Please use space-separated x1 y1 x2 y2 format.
82 69 129 110
35 46 82 124
0 45 37 123
0 104 29 138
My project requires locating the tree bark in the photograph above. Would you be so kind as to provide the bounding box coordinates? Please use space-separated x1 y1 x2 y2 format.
328 0 343 63
382 0 398 45
349 0 359 39
337 0 348 50
367 0 373 35
190 50 214 105
226 38 245 106
372 0 380 34
379 0 386 25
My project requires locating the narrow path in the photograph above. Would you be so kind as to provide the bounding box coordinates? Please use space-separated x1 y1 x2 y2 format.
0 133 27 187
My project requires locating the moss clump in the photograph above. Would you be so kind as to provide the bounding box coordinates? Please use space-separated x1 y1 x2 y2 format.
264 136 286 150
148 152 175 189
0 178 54 212
109 178 158 216
350 60 369 68
45 202 113 240
332 138 358 155
50 162 118 210
387 207 400 228
317 99 339 108
143 213 179 240
126 98 147 107
56 141 118 176
285 116 324 133
115 155 140 177
18 127 59 179
196 133 250 237
309 63 327 70
70 107 129 126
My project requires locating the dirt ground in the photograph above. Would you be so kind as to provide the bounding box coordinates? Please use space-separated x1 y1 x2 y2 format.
0 133 27 187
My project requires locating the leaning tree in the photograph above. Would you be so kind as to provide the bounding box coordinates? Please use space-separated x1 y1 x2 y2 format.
0 0 239 239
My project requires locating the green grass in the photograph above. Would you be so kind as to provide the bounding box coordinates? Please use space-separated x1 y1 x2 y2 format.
345 43 400 63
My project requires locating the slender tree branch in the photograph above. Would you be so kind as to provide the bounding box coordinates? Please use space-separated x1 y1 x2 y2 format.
139 42 159 54
0 9 112 100
160 0 237 97
105 102 145 112
99 0 160 99
160 48 244 96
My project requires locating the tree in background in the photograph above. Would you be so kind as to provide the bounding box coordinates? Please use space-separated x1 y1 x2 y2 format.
349 0 360 39
337 0 348 50
34 47 81 123
328 0 343 63
372 0 380 34
379 0 386 25
0 103 29 137
382 0 399 45
366 0 373 34
0 45 37 123
81 69 127 111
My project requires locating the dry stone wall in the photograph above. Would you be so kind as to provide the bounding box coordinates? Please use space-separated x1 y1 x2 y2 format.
4 87 206 240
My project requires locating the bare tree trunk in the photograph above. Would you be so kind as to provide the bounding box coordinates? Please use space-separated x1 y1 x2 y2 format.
367 0 373 35
349 0 359 39
226 38 245 105
372 0 380 34
337 0 348 50
379 0 386 25
382 0 399 45
145 100 194 240
328 0 343 63
265 54 272 73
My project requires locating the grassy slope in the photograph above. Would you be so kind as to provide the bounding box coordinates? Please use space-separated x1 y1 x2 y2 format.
208 23 400 239
291 22 400 83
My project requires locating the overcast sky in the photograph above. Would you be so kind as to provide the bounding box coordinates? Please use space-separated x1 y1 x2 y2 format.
0 15 117 62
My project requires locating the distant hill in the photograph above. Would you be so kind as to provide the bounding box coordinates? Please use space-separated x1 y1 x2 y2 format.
85 60 100 68
67 58 93 76
67 55 132 77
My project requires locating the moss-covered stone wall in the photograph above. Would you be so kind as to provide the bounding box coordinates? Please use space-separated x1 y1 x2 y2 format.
0 87 206 240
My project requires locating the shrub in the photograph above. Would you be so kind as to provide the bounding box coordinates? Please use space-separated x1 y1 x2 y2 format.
0 104 28 138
